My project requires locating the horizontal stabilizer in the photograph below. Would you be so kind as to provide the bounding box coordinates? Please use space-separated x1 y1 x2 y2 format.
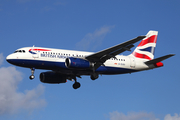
145 54 175 65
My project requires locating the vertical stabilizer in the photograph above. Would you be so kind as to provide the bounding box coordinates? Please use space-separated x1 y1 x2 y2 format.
131 30 158 60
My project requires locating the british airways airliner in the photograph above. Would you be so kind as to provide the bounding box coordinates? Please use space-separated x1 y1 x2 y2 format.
6 31 174 89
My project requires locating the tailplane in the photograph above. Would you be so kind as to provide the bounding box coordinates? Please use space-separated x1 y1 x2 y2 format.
131 30 158 60
144 54 175 67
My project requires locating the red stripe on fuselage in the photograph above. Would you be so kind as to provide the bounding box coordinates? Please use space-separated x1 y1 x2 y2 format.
29 49 51 51
133 52 152 60
138 35 157 47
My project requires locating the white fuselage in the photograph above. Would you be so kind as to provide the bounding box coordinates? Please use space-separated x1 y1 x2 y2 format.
6 47 151 76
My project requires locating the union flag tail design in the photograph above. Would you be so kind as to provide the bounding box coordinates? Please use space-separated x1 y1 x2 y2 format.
132 30 158 60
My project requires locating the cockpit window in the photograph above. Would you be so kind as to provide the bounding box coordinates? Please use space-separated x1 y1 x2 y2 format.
14 50 26 53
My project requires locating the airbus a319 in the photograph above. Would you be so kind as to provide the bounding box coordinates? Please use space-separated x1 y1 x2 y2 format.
6 31 175 89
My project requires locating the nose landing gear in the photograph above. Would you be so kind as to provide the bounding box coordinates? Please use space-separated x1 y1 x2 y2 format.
29 68 35 80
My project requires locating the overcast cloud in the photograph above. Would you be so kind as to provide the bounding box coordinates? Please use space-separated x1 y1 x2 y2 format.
76 25 115 51
0 54 46 115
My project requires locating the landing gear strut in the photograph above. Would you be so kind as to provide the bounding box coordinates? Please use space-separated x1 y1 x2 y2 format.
29 68 35 80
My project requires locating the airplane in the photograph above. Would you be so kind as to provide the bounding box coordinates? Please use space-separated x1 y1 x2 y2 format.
6 30 175 89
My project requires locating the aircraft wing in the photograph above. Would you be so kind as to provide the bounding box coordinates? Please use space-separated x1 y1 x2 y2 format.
85 36 146 69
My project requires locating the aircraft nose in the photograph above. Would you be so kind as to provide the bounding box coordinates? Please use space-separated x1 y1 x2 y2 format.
6 55 11 63
6 54 23 66
6 54 14 64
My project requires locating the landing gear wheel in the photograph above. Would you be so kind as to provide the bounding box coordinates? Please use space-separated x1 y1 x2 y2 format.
91 73 99 80
29 68 35 80
29 75 35 80
73 82 81 89
91 76 96 80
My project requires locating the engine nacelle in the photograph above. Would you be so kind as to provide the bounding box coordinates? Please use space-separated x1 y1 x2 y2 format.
40 72 66 84
65 57 92 69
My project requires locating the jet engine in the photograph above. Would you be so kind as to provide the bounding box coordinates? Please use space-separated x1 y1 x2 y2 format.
40 72 67 84
65 57 92 69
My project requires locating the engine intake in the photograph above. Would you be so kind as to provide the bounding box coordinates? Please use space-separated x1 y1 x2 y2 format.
40 72 66 84
65 57 92 69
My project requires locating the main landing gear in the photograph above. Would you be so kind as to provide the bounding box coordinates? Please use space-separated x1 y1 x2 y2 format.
90 73 99 80
72 76 81 89
71 73 99 89
29 68 35 80
73 82 81 89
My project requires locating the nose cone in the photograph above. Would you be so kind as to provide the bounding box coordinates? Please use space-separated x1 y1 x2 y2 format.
6 54 24 67
6 54 15 64
6 55 11 63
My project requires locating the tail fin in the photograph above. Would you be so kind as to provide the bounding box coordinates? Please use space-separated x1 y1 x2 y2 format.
132 30 158 60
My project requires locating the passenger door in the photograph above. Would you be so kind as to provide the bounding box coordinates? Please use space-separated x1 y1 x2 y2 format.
129 56 135 68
